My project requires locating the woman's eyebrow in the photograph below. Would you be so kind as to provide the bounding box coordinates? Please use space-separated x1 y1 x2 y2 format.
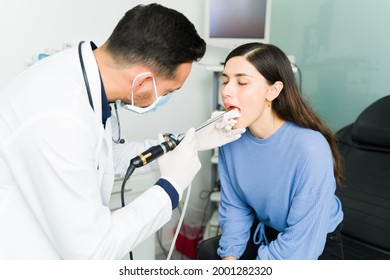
221 73 253 78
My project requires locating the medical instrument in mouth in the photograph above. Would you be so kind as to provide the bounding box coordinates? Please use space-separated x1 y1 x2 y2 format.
127 110 231 172
121 110 231 195
175 110 230 142
120 109 233 210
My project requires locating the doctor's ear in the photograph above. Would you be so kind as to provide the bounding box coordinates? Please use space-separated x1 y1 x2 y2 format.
131 72 153 88
267 81 284 101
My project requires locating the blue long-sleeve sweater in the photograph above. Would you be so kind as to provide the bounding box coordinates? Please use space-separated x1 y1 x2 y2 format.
217 121 343 260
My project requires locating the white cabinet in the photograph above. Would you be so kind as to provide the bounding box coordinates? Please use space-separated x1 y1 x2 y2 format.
110 171 159 260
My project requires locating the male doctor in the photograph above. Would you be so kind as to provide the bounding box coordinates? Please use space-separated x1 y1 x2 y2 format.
0 4 244 259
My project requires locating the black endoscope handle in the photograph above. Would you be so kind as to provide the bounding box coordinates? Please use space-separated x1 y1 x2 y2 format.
130 136 180 168
130 143 167 168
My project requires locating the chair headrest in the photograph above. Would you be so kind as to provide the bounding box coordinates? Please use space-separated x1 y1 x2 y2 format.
351 95 390 148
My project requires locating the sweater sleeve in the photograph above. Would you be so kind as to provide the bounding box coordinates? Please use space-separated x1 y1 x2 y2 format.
217 147 254 259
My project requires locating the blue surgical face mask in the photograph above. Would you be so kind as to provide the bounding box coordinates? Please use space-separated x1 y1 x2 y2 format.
121 72 170 114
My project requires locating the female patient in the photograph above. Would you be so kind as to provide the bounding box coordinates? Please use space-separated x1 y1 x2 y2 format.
216 43 344 260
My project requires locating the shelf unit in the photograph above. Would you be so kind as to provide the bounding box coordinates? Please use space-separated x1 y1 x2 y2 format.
203 65 224 240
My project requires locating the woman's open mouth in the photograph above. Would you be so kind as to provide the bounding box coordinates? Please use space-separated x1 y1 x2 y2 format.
224 104 241 121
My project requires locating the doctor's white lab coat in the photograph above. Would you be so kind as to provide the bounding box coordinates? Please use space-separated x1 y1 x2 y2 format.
0 42 173 259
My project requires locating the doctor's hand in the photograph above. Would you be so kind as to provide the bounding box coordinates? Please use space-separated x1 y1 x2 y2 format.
157 128 201 198
196 109 246 151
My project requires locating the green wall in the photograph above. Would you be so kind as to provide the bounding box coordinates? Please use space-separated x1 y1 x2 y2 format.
270 0 390 132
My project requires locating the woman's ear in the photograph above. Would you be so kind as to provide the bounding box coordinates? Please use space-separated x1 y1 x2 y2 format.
267 81 283 101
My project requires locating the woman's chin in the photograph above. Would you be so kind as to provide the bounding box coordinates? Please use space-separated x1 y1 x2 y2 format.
233 122 245 129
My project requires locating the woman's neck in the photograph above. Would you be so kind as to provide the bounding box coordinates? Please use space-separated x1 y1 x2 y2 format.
249 111 285 139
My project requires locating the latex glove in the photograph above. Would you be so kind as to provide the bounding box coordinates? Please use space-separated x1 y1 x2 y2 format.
196 109 246 151
157 128 201 198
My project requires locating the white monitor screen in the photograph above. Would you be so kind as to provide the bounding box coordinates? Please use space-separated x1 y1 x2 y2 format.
205 0 271 49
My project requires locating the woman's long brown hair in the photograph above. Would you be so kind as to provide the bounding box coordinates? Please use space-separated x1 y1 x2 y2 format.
225 43 344 184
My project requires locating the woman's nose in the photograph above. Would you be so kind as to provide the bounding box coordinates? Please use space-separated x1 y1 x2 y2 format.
221 84 233 98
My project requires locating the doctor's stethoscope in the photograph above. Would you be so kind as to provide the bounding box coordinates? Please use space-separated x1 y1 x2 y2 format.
78 41 125 144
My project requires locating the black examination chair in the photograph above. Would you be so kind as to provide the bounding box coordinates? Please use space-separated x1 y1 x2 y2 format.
335 95 390 259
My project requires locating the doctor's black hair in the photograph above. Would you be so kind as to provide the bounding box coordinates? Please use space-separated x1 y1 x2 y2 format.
103 3 206 79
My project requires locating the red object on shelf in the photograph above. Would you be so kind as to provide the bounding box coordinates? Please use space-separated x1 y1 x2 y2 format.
175 224 204 259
